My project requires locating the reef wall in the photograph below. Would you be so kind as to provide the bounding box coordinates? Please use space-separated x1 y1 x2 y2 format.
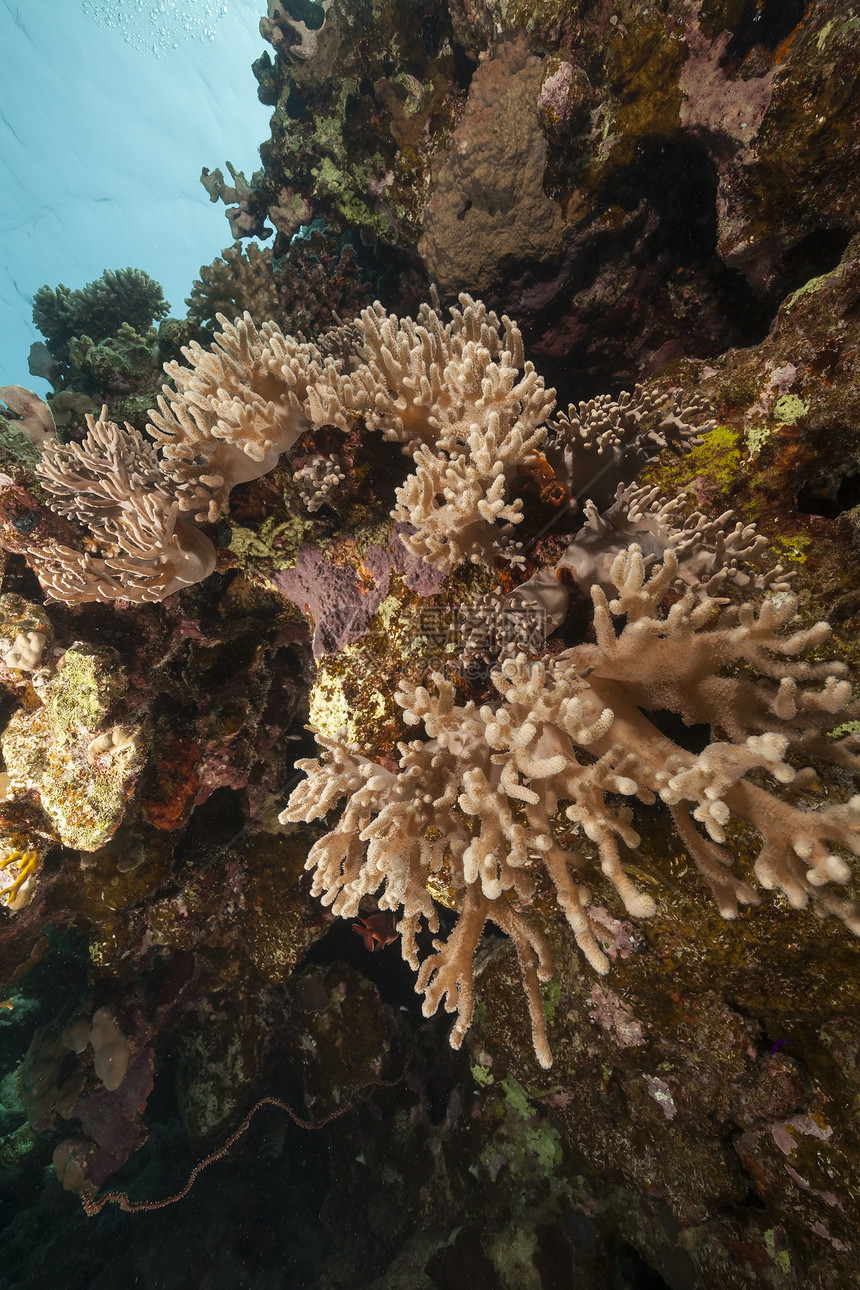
1 2 860 1288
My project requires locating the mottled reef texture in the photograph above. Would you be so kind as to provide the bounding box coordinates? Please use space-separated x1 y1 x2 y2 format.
1 3 860 1289
212 0 860 399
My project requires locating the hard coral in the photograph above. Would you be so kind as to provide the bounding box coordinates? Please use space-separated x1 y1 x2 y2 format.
33 268 169 367
186 234 374 338
186 242 282 332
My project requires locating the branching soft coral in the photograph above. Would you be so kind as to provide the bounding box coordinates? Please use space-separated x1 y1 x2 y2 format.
148 311 331 522
546 385 715 510
144 294 560 568
282 543 860 1068
28 294 718 602
21 291 860 1075
323 296 557 568
31 411 216 605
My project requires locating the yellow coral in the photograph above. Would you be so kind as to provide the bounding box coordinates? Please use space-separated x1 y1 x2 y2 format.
0 848 40 907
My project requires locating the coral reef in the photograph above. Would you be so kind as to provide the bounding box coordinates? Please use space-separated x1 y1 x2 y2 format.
187 241 281 331
29 267 204 438
18 1001 153 1194
186 232 374 336
204 0 467 304
2 639 146 852
3 4 860 1287
226 0 860 394
418 34 565 292
30 411 217 604
33 268 169 368
20 290 859 1079
282 544 860 1068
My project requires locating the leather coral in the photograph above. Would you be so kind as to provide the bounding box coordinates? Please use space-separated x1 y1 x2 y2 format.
281 543 860 1068
31 410 216 605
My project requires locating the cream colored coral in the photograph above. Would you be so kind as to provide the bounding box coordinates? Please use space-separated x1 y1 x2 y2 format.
546 386 714 506
148 311 335 521
86 724 140 765
186 242 281 329
334 296 554 569
556 483 790 604
578 545 853 757
14 296 796 606
32 296 562 599
163 294 556 572
282 543 860 1068
32 411 217 605
293 453 345 511
395 420 537 568
315 294 554 453
3 630 48 672
260 0 334 62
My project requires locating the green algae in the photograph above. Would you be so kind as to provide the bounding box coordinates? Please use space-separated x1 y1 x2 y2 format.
783 265 847 310
772 393 810 424
229 514 312 572
473 1073 565 1186
45 643 125 746
471 1061 495 1088
541 979 562 1021
764 1228 791 1275
500 1075 535 1120
830 719 860 738
816 14 860 51
746 421 776 459
2 643 145 851
640 424 743 501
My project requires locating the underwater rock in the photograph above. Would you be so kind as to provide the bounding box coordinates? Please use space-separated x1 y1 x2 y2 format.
1 642 145 852
418 35 565 293
1 8 860 1289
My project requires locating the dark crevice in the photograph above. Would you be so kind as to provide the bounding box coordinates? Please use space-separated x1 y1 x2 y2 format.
274 0 326 31
612 1238 676 1290
601 135 721 260
720 0 807 70
643 710 713 756
297 908 427 1020
507 134 773 401
777 227 853 302
797 463 860 519
427 1226 501 1288
173 786 246 867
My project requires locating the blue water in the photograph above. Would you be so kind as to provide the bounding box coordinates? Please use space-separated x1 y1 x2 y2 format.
0 0 271 392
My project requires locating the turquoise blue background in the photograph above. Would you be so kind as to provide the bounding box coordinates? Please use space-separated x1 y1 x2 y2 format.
0 0 272 391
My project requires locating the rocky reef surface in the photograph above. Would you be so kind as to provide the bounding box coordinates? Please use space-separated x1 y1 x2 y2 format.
1 3 860 1288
